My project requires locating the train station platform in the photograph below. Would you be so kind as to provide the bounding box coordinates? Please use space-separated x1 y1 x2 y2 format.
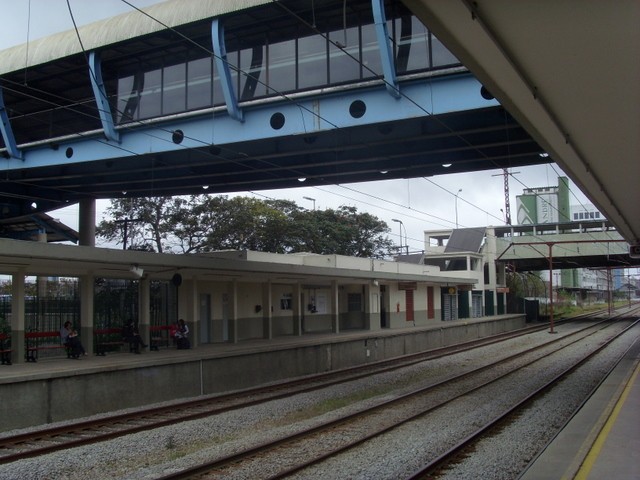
0 314 524 432
521 335 640 480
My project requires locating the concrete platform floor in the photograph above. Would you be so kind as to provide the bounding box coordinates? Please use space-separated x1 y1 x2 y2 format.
521 336 640 480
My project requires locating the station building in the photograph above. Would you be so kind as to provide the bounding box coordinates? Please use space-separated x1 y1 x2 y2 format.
0 237 480 364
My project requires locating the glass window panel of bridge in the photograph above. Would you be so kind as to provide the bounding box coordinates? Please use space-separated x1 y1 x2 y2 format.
360 23 383 78
329 25 361 84
117 74 137 123
239 44 267 100
394 15 430 74
187 56 213 110
138 68 162 120
431 33 459 68
162 62 187 115
54 102 101 138
212 59 225 107
297 33 329 90
219 49 241 103
267 39 296 94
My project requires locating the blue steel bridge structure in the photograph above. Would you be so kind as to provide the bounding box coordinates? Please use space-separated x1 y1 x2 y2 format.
0 0 550 221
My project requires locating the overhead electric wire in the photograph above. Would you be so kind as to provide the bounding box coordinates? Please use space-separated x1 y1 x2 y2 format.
114 0 547 248
56 0 475 201
2 1 629 267
249 188 426 249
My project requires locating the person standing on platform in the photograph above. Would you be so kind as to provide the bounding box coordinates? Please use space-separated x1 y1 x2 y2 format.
175 318 190 350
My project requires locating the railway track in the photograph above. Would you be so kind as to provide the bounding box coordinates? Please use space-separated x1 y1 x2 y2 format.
0 317 575 464
407 317 640 479
150 313 639 479
1 306 635 476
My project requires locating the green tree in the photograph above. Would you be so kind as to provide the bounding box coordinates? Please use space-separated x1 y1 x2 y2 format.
97 196 175 252
98 195 394 257
290 206 393 257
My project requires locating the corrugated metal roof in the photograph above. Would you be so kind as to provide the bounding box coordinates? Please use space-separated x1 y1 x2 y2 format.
444 228 485 254
0 212 79 243
0 0 270 76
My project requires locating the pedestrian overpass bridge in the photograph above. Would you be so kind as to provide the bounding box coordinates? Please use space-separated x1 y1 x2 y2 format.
492 221 633 271
0 0 548 218
0 0 637 250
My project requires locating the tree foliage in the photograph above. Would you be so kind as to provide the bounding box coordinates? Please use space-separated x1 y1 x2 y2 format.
96 195 394 257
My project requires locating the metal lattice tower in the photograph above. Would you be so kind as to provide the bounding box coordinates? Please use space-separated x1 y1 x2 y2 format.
503 168 512 225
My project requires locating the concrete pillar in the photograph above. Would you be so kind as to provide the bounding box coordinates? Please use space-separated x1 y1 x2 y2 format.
187 277 199 347
331 280 340 334
229 280 238 343
262 281 272 339
366 283 381 330
35 230 48 333
78 199 96 247
138 277 150 344
80 273 94 354
292 283 302 336
11 271 26 364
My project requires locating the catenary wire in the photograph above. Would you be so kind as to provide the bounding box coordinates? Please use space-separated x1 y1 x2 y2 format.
4 1 629 266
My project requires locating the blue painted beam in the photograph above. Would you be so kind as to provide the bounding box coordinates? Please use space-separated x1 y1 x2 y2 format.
211 19 243 122
2 73 494 170
372 0 400 98
0 84 22 160
88 51 120 143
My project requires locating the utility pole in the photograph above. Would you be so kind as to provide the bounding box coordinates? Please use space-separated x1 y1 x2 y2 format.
492 169 519 225
115 217 141 250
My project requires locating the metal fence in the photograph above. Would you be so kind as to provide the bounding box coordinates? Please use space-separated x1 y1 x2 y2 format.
0 277 177 358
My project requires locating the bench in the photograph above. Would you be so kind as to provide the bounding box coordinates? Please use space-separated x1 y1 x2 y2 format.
150 325 172 350
25 331 71 362
94 327 133 356
0 333 11 365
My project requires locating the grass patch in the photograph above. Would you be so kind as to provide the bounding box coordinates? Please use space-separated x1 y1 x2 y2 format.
263 383 402 427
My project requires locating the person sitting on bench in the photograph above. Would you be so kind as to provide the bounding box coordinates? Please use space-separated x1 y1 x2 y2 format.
122 319 148 354
60 321 86 358
174 318 190 350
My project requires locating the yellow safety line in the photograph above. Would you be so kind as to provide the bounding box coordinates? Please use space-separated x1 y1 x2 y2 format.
573 361 640 480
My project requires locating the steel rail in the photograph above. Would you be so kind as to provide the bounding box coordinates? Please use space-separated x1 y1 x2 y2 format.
0 318 573 464
154 315 635 479
405 318 640 479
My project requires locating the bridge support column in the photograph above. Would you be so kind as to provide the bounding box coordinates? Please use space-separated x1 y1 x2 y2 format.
79 199 96 247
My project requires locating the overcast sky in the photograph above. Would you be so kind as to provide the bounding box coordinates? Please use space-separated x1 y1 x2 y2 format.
1 0 592 252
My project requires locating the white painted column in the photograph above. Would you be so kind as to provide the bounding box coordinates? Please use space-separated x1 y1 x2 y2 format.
11 270 26 363
80 273 94 354
292 282 302 336
138 276 150 344
331 280 340 334
229 280 238 343
262 281 273 339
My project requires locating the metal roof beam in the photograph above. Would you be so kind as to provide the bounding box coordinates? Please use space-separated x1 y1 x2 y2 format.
211 19 243 122
372 0 400 98
0 84 22 160
88 52 120 143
